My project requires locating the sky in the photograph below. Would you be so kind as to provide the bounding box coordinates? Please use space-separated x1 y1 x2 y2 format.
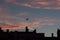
0 0 60 36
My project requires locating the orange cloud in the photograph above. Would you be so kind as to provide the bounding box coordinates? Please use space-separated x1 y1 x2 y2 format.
2 26 19 30
1 22 29 30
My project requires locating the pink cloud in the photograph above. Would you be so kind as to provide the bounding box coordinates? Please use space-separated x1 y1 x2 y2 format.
14 2 40 8
13 2 30 7
31 1 49 5
0 6 60 30
0 6 29 30
1 22 28 30
2 26 19 30
11 0 60 9
0 17 60 30
4 0 60 9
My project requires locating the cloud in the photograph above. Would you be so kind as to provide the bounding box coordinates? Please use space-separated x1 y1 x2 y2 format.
16 12 29 16
3 0 60 9
31 1 50 5
31 17 60 28
14 2 42 8
0 7 30 30
0 0 60 30
0 5 29 30
1 22 31 30
9 0 60 10
0 6 28 21
0 17 60 30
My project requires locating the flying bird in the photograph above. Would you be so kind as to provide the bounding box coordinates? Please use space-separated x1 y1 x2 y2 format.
26 18 29 21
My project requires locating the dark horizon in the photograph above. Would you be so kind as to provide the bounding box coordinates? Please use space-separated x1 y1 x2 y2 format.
0 26 60 40
0 26 59 37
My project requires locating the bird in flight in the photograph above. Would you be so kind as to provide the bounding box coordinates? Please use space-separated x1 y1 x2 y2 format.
26 18 29 21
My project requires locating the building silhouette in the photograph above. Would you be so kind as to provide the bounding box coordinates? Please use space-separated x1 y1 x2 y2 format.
0 27 60 40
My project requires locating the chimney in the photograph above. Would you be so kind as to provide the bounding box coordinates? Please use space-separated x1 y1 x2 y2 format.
0 27 3 32
52 33 54 37
6 29 9 33
33 29 36 33
0 27 2 30
26 26 29 32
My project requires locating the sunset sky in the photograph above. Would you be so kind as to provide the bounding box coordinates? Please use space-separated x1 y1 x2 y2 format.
0 0 60 36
